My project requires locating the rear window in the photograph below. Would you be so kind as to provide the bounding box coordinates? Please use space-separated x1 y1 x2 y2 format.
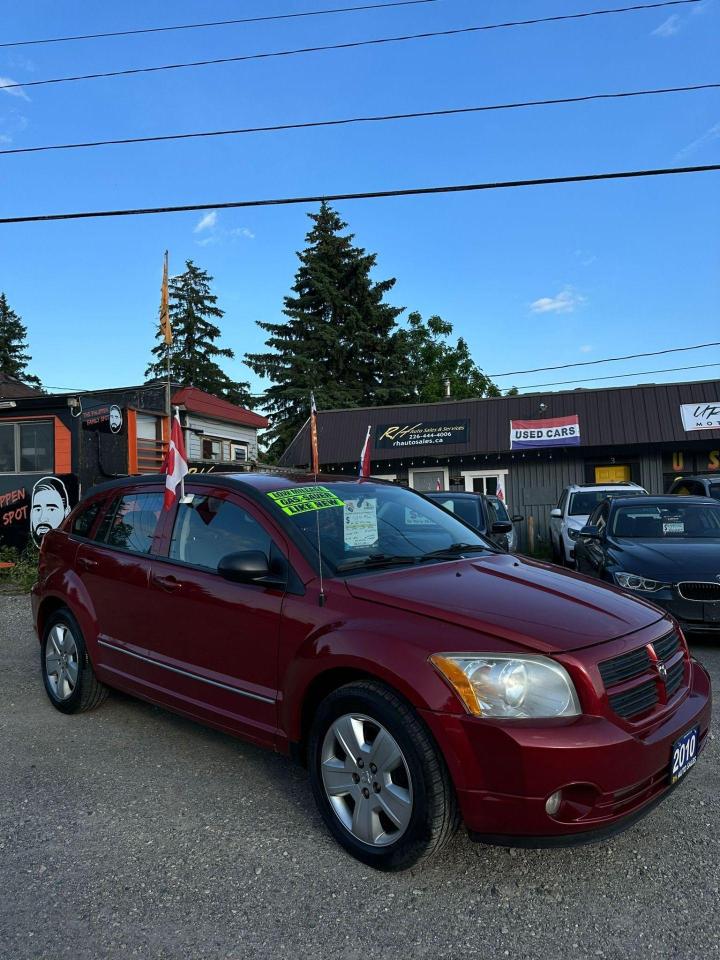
435 497 483 530
568 489 645 515
709 482 720 501
97 492 163 554
71 499 105 538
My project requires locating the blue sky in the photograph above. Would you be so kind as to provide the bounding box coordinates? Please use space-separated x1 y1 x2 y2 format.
0 0 718 400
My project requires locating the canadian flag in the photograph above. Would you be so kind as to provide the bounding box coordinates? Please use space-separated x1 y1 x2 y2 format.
163 409 189 510
358 425 372 478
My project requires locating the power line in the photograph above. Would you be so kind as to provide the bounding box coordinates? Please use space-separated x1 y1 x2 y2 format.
514 361 720 391
3 81 717 158
0 2 443 49
0 1 701 92
491 340 720 378
1 164 717 226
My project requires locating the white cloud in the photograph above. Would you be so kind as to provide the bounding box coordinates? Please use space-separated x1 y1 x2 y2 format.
675 121 720 159
0 76 30 101
194 211 218 233
579 345 593 354
530 288 586 315
229 226 255 239
0 134 11 144
652 14 681 35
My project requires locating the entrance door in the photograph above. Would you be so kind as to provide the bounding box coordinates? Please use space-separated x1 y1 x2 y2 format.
595 465 631 484
461 470 508 497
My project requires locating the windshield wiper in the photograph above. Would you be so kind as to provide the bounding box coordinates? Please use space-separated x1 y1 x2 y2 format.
419 542 493 560
336 554 424 572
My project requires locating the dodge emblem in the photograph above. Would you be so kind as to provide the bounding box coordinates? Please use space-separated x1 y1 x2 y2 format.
657 662 668 681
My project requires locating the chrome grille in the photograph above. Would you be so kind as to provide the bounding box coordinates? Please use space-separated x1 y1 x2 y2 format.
601 630 687 721
665 660 685 698
608 679 659 719
652 630 681 660
677 581 720 602
599 646 650 686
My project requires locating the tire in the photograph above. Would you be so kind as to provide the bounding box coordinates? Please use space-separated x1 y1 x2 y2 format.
308 680 460 871
41 608 109 714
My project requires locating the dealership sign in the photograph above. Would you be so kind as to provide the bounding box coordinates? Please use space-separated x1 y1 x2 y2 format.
510 414 581 449
680 402 720 432
376 420 470 449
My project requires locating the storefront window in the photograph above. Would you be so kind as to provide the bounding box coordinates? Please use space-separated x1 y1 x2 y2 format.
0 421 53 473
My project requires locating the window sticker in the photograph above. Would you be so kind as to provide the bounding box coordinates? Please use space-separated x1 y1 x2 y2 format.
267 485 345 516
663 521 685 535
343 498 379 548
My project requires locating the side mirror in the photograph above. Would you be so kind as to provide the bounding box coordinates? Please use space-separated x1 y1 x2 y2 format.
218 550 285 587
579 524 601 539
511 515 524 523
491 521 513 534
550 508 562 519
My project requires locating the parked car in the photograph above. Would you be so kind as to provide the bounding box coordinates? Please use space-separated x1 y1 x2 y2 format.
549 482 647 566
668 475 720 501
575 495 720 637
425 490 522 551
33 474 710 870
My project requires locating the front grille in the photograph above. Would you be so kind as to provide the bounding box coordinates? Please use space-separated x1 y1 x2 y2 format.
609 679 659 719
652 630 681 660
677 581 720 603
599 646 650 686
665 660 685 697
601 630 687 721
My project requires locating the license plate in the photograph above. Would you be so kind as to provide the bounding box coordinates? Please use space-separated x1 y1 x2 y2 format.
670 726 699 784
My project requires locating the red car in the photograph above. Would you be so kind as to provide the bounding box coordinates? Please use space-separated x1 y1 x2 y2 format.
32 474 711 870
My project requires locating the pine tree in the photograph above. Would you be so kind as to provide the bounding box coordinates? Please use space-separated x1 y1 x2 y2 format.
245 203 404 458
146 260 250 404
397 312 498 402
0 293 42 388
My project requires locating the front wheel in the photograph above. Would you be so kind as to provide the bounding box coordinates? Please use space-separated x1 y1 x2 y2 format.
308 681 459 870
41 609 109 714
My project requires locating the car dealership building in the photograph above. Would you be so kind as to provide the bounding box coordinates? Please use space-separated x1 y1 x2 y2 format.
278 378 720 551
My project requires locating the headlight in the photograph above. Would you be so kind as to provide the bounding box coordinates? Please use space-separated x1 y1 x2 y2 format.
567 528 581 541
614 571 667 593
430 653 581 719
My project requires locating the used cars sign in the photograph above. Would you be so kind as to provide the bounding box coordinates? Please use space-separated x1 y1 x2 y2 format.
510 414 581 449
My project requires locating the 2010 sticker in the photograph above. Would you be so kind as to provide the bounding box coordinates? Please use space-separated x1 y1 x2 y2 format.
267 485 345 516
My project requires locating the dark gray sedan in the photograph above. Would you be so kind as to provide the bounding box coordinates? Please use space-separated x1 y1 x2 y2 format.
574 496 720 636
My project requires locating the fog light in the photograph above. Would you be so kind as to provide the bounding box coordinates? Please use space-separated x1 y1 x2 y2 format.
545 790 562 816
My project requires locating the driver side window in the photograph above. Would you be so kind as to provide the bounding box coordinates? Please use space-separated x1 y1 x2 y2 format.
169 495 271 572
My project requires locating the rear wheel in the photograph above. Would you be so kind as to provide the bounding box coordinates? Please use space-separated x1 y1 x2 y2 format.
308 681 459 870
41 609 109 714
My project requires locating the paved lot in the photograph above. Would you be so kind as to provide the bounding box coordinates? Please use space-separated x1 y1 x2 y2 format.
1 593 719 960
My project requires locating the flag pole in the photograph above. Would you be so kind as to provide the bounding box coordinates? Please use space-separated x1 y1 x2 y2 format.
161 250 172 456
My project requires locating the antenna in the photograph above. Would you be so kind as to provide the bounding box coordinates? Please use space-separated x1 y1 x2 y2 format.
315 507 325 607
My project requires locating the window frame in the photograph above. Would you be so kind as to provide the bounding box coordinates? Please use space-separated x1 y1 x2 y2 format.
0 419 55 475
80 485 168 557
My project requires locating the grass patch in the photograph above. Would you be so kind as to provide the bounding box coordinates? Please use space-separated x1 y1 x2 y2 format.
0 543 39 593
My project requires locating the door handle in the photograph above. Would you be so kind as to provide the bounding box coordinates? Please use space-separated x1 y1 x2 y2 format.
152 574 182 592
78 557 98 570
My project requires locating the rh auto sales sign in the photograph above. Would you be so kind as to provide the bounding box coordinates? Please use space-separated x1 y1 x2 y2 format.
510 414 581 449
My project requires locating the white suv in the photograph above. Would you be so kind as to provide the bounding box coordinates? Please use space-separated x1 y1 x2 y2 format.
549 482 648 566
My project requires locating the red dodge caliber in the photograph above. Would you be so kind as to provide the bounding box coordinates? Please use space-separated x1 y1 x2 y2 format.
32 474 711 870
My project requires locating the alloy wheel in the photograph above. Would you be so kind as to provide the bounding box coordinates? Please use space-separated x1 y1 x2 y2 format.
320 713 413 847
45 623 79 701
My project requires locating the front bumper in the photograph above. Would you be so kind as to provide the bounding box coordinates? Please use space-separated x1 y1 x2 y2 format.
420 658 711 844
644 592 720 636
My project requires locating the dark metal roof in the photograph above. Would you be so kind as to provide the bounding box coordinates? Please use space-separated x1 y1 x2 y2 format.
0 372 43 398
278 378 720 466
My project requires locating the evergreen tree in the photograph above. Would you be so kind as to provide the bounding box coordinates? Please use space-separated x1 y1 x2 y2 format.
0 293 42 388
146 260 250 404
245 203 404 459
396 312 498 402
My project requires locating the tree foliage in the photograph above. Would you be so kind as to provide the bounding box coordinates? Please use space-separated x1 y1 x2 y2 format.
245 203 405 458
146 260 250 405
0 293 42 388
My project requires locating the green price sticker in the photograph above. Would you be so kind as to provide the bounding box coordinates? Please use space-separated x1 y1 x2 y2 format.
267 485 345 516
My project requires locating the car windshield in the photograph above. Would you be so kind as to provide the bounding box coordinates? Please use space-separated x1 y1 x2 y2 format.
568 489 645 516
265 481 492 574
611 502 720 539
431 496 484 530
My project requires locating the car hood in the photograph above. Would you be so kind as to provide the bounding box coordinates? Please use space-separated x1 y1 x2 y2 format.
344 553 664 654
609 538 720 582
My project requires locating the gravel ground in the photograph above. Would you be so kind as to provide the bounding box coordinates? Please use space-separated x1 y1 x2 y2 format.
1 593 719 960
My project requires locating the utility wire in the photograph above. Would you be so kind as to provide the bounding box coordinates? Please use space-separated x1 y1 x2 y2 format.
0 2 443 48
515 361 720 391
2 82 717 158
0 1 701 92
491 340 720 378
0 164 717 226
